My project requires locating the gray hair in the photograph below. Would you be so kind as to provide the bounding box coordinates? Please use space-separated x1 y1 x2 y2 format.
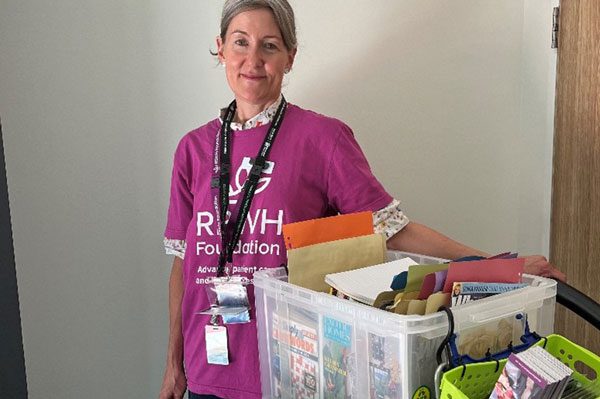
219 0 297 51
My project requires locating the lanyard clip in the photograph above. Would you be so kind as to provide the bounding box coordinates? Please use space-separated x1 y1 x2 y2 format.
248 157 266 182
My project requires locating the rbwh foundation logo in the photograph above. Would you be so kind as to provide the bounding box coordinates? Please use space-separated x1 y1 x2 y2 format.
229 157 275 204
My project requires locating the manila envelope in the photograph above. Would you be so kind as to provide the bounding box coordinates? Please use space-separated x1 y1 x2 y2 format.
406 299 427 315
394 300 411 315
287 233 386 292
393 291 419 307
282 211 373 250
391 292 420 314
424 292 451 314
373 290 403 310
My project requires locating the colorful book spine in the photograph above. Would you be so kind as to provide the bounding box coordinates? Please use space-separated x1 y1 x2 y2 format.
322 317 353 399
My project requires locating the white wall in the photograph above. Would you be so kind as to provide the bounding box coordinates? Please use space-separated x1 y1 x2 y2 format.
0 1 556 398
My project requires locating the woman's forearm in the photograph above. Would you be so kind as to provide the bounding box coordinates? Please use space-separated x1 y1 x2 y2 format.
386 221 489 260
166 256 185 368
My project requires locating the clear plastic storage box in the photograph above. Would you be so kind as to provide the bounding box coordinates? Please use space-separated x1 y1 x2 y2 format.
254 251 557 399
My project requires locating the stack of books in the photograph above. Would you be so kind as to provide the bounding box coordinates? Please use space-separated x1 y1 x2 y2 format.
489 346 573 399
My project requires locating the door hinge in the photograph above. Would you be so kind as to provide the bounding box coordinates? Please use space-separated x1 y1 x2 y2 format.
552 6 560 49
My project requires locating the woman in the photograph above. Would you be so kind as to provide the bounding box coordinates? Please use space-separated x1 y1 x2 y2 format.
159 1 565 398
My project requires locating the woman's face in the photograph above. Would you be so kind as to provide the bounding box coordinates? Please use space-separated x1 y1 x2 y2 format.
217 8 296 107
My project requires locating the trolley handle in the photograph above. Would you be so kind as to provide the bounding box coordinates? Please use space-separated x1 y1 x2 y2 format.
556 280 600 331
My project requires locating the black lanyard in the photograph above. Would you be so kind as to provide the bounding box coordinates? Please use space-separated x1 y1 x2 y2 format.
214 96 287 277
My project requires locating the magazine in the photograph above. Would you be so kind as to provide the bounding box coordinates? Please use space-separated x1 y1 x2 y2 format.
288 306 320 398
489 353 546 399
322 317 354 399
368 333 401 399
516 346 573 398
489 347 572 399
451 282 527 306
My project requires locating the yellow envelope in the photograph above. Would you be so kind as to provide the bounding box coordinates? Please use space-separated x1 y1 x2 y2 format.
287 233 387 292
394 300 411 315
373 290 403 310
393 291 419 307
424 292 451 314
406 299 427 315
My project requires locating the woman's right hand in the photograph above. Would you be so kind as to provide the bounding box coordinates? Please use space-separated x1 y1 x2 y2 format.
158 363 187 399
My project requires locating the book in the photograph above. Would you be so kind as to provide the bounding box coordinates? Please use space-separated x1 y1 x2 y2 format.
368 333 401 399
288 306 320 399
490 353 547 399
271 314 284 398
322 317 354 399
517 346 573 399
451 282 528 306
489 347 572 399
324 257 418 305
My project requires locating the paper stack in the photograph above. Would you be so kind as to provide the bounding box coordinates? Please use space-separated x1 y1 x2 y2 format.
324 257 418 305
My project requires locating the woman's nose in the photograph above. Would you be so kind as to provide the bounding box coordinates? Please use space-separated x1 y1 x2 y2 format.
246 45 264 67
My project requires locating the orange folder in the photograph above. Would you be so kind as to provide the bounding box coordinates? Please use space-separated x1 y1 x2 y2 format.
282 211 374 250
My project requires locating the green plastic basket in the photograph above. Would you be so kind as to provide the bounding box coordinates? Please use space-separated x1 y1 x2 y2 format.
439 334 600 399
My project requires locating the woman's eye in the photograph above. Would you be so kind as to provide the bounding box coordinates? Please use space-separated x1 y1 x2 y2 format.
264 42 278 51
234 39 248 46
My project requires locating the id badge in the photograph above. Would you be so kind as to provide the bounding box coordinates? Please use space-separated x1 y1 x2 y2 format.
205 325 229 365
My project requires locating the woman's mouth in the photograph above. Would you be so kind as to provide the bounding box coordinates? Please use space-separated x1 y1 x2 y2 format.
241 74 266 81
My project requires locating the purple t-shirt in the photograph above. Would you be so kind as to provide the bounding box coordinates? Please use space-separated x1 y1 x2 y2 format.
165 104 392 398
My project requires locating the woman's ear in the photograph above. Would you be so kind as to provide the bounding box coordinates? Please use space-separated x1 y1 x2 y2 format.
216 35 225 64
286 48 297 72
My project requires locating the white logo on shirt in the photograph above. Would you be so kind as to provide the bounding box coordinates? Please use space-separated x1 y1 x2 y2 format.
229 157 275 204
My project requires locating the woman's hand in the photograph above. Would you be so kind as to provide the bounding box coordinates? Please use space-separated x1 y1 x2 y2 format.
522 255 566 282
158 363 187 399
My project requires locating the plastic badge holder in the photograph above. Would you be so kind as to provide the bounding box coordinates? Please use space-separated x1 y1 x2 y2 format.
199 276 251 324
254 250 558 399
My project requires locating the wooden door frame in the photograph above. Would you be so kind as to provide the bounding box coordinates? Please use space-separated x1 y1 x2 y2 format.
550 0 600 354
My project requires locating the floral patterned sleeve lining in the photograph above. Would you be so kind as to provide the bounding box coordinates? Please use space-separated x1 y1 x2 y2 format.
372 199 410 239
163 200 409 260
164 237 186 260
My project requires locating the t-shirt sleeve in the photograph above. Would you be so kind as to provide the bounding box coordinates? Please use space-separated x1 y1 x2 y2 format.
164 138 194 240
326 124 393 214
